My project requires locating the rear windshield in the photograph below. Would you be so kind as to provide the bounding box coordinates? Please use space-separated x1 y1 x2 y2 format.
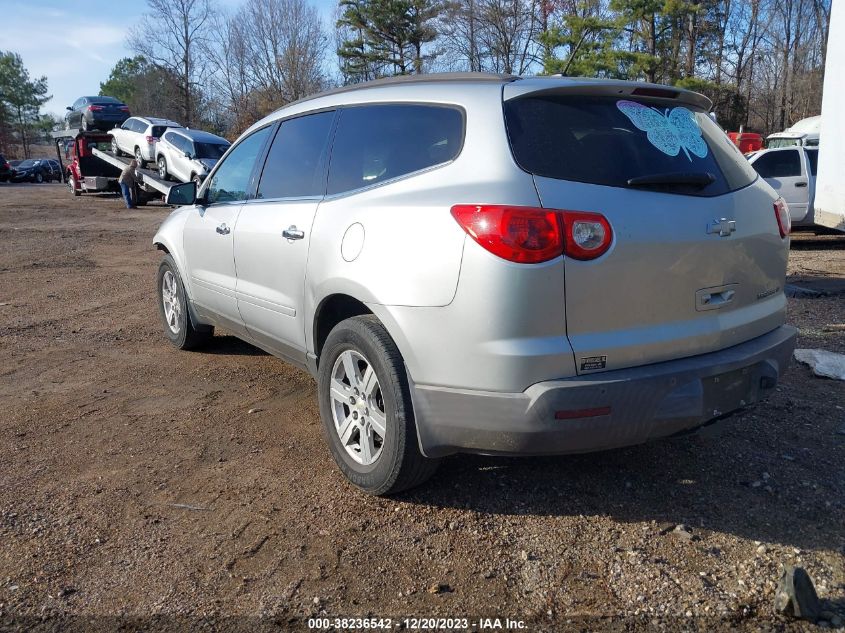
504 95 758 196
151 126 169 138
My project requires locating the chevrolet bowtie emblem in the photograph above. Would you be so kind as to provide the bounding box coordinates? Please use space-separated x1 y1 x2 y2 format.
707 218 737 237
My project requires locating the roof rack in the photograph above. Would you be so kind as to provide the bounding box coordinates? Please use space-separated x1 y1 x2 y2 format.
285 72 522 110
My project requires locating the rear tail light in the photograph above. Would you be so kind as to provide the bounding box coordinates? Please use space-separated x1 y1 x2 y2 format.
562 211 613 260
450 205 612 263
87 105 104 111
119 106 130 112
773 197 791 238
145 136 158 144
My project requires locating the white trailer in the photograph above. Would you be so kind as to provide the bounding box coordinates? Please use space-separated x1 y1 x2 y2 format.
814 0 845 232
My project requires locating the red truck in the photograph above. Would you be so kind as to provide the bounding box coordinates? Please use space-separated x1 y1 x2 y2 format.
52 130 169 204
727 131 763 154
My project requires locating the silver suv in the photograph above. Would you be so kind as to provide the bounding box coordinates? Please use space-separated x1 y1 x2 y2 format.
154 73 797 495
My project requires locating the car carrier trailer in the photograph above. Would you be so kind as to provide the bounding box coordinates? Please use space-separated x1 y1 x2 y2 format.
51 129 172 205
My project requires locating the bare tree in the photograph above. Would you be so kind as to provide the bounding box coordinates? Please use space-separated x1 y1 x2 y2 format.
239 0 327 105
128 0 213 126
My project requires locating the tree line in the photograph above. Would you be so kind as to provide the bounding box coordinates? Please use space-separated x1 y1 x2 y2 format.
112 0 829 138
0 0 831 157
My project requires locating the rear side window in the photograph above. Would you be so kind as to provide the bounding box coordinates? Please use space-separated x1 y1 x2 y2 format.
327 104 463 196
753 150 802 178
257 111 335 199
806 150 818 176
504 95 758 196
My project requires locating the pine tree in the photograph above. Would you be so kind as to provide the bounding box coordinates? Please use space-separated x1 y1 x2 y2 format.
0 52 49 158
337 0 442 82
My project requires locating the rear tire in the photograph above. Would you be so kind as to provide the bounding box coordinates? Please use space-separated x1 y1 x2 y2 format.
317 315 439 495
157 156 170 180
156 254 213 350
134 147 146 169
111 138 122 156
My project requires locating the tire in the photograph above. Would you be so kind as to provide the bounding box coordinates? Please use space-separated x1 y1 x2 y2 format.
191 173 202 187
134 147 146 169
156 254 213 350
111 138 121 156
157 156 169 181
68 174 81 196
317 315 439 495
81 119 89 132
134 185 148 207
34 172 43 184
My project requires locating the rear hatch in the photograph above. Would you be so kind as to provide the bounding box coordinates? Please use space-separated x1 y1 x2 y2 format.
503 80 788 374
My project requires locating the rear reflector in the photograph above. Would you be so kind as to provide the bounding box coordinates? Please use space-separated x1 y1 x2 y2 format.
773 197 791 238
555 407 612 420
450 205 613 263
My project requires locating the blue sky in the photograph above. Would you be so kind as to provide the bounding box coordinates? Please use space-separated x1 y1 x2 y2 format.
5 0 339 117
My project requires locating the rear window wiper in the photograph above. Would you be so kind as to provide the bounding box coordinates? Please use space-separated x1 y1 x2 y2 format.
627 172 716 189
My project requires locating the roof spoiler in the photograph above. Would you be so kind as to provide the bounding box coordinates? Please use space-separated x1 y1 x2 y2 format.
502 77 712 111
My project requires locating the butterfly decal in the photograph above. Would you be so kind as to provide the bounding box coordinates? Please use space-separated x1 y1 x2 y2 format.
616 100 709 161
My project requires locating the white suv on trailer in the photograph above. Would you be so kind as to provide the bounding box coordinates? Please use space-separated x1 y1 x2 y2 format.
110 116 182 167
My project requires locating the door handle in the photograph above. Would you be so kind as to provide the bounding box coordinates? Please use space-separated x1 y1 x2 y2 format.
283 226 305 240
216 223 230 235
795 181 808 187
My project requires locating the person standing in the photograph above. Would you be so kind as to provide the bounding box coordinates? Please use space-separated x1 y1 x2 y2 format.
118 159 141 209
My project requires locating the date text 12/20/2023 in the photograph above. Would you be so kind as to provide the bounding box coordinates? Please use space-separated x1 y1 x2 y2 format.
307 617 527 630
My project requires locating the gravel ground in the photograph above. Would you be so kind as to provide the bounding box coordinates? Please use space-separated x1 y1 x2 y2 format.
0 183 843 632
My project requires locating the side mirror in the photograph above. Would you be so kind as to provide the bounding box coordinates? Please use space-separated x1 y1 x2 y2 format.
184 152 192 159
165 181 197 206
66 106 73 111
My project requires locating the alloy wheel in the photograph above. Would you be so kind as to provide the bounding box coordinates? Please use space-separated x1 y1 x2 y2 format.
161 270 181 335
329 350 387 466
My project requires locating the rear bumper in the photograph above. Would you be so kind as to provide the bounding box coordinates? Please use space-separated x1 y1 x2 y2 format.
411 325 797 458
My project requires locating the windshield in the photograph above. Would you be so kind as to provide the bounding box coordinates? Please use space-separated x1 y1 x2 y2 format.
18 159 39 168
504 94 758 196
767 138 800 149
195 142 229 159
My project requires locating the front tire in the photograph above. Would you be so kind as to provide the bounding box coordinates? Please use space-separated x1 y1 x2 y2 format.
68 174 81 196
34 172 43 184
317 316 439 495
111 138 122 156
156 254 213 350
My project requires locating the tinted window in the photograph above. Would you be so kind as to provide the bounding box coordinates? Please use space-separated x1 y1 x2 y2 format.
327 105 463 195
195 142 229 160
807 150 818 176
257 112 334 199
752 150 802 178
151 126 168 138
504 95 757 196
205 126 272 204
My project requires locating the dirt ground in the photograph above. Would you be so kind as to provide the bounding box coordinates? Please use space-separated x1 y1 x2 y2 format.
0 183 843 632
